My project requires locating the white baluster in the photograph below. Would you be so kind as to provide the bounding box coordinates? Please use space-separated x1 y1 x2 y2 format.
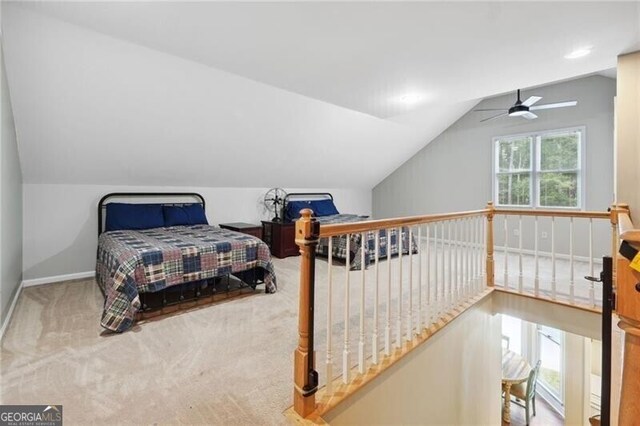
534 216 539 297
359 233 366 373
482 215 487 287
343 235 351 383
463 218 468 298
476 216 481 292
551 216 557 300
385 229 392 356
454 219 460 300
518 215 523 293
569 218 575 304
477 215 483 293
466 218 473 289
417 226 422 334
326 238 333 392
440 222 445 315
426 224 432 326
397 227 403 348
407 227 413 341
477 216 482 291
434 222 439 319
447 221 453 310
589 218 595 307
373 232 379 364
471 217 476 298
503 215 509 289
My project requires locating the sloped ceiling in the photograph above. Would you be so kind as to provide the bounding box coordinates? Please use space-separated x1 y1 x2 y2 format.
2 2 639 188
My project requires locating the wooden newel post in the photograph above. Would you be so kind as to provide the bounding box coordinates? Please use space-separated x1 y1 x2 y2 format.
615 204 640 424
611 204 621 286
293 208 320 417
616 259 640 424
486 201 495 287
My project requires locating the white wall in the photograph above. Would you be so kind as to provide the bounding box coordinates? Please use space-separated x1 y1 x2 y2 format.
0 18 24 328
615 52 640 224
373 75 616 259
22 184 371 281
493 291 601 341
1 4 443 190
323 297 502 425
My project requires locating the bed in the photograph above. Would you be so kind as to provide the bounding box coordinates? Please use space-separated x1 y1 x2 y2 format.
96 193 276 332
282 193 417 269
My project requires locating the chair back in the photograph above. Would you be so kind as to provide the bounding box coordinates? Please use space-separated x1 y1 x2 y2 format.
526 360 542 400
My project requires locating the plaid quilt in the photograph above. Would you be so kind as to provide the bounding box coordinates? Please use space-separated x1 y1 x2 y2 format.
96 225 276 332
315 214 418 269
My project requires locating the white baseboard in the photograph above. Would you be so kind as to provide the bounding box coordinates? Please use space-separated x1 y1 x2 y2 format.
0 282 23 341
418 236 604 264
22 271 95 288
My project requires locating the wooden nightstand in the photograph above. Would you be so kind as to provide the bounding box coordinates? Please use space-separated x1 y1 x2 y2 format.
219 222 263 240
262 221 299 258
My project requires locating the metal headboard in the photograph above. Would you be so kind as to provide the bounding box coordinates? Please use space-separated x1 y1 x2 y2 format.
98 192 206 235
282 192 333 222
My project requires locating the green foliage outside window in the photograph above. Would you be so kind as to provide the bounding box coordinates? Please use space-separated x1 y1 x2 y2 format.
495 130 581 208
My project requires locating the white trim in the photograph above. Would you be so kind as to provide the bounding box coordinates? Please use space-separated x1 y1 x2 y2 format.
22 271 95 287
494 244 603 265
0 282 23 341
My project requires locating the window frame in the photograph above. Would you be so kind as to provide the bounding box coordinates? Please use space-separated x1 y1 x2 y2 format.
492 126 586 210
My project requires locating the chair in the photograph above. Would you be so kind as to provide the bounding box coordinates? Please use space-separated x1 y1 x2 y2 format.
506 360 542 425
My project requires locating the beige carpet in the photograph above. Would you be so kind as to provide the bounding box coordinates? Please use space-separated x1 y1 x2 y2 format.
0 257 303 425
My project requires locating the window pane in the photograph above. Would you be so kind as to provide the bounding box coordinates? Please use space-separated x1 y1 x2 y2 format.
539 172 578 207
498 173 530 206
540 132 579 171
538 325 562 401
501 314 522 355
497 138 532 172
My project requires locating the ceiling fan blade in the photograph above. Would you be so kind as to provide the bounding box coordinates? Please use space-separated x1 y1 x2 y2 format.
522 112 538 120
522 96 542 107
530 101 577 111
480 112 508 122
473 108 509 112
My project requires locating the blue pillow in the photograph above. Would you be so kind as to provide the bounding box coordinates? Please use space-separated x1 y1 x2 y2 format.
285 200 313 222
105 203 165 232
311 199 339 216
163 204 208 226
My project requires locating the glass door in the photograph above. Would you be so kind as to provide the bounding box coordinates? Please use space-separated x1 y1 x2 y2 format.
537 324 565 413
501 314 523 354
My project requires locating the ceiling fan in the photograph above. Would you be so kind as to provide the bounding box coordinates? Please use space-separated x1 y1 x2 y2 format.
475 89 577 122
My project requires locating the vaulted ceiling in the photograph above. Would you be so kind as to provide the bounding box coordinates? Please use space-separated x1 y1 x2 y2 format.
3 2 639 188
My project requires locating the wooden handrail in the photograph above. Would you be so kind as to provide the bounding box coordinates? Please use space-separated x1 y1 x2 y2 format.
318 209 489 237
617 205 640 244
494 208 611 219
291 201 623 419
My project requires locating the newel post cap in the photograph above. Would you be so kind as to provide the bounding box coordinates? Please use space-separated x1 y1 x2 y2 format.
299 208 314 220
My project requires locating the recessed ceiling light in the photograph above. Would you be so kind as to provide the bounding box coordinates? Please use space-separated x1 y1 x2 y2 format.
564 47 592 59
398 93 423 105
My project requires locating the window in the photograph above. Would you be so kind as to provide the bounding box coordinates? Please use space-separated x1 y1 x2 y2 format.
501 314 523 354
494 128 583 209
537 325 563 399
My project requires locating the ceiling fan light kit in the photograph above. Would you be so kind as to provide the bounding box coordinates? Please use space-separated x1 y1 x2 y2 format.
475 89 577 123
